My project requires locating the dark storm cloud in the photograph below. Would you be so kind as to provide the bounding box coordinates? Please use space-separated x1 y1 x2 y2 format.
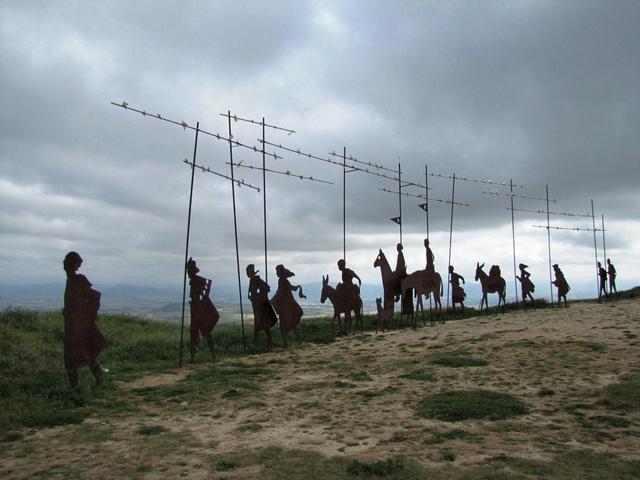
1 0 638 288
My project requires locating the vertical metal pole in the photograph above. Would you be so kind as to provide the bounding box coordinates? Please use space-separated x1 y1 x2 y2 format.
398 163 402 245
262 118 268 284
601 214 607 274
343 146 346 261
228 111 246 352
510 179 518 303
446 173 456 313
591 200 600 302
179 122 200 367
426 164 432 320
546 185 553 304
425 164 429 237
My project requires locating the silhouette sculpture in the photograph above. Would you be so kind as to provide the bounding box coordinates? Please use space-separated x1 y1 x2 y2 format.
400 268 443 326
375 297 394 333
475 262 506 311
247 264 277 352
321 274 363 337
396 243 413 315
552 264 570 307
449 265 466 313
186 258 219 362
598 261 609 301
374 249 401 315
607 258 618 298
516 263 536 306
62 252 105 388
271 264 305 347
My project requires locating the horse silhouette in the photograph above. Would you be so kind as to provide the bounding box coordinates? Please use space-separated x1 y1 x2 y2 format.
320 275 363 338
373 249 401 311
475 262 506 312
400 270 443 327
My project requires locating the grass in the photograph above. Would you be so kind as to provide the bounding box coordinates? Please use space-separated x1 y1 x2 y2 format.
399 369 436 382
428 351 488 368
416 390 529 421
347 458 405 476
598 371 640 412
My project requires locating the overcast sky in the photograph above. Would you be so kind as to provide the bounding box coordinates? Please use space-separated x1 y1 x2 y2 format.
1 0 638 300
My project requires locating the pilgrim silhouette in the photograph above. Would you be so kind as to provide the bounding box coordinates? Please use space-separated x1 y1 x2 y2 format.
598 261 609 300
449 265 466 312
247 264 277 351
552 264 570 307
475 262 506 311
607 258 618 298
186 258 219 362
271 264 305 347
516 263 536 305
62 252 105 388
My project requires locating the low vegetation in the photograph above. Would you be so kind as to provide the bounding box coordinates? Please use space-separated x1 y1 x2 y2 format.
416 389 529 421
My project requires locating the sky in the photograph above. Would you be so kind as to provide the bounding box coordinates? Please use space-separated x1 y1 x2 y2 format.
1 0 639 302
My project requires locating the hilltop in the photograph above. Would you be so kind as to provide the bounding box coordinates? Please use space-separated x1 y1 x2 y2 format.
1 293 639 479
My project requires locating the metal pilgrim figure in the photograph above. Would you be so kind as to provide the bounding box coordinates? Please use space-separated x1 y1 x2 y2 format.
449 265 466 314
607 258 618 299
475 262 507 312
62 252 105 388
246 264 277 351
186 258 219 362
271 264 305 348
552 264 570 307
321 260 364 337
516 263 536 306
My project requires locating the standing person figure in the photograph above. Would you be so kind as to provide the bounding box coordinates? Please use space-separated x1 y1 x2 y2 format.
62 251 105 388
246 264 277 352
424 238 435 274
516 263 536 306
598 261 609 301
449 265 466 313
607 258 618 299
186 258 219 362
552 264 570 307
271 264 306 348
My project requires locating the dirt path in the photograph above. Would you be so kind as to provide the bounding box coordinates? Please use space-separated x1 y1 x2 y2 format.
2 299 639 479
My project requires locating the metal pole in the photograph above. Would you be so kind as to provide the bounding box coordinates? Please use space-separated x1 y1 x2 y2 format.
228 111 246 352
179 122 200 367
591 200 600 302
601 214 607 275
343 146 346 261
425 164 429 237
446 173 456 313
262 118 268 284
426 164 432 321
398 163 402 245
546 185 553 304
510 179 518 303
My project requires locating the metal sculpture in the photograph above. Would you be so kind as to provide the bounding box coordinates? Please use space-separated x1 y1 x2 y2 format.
373 249 401 313
400 269 443 327
271 264 305 347
396 243 414 315
246 264 277 352
475 262 506 311
598 261 609 300
375 297 394 333
516 263 536 306
449 265 466 313
552 264 570 307
320 275 363 337
62 252 105 388
186 258 219 362
607 259 618 298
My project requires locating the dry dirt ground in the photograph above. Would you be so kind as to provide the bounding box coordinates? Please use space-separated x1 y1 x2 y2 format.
2 299 639 479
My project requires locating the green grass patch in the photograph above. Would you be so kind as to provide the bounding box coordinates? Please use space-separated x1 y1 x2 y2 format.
428 352 488 368
599 371 640 412
423 429 477 445
136 424 168 436
399 369 436 382
417 390 529 421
